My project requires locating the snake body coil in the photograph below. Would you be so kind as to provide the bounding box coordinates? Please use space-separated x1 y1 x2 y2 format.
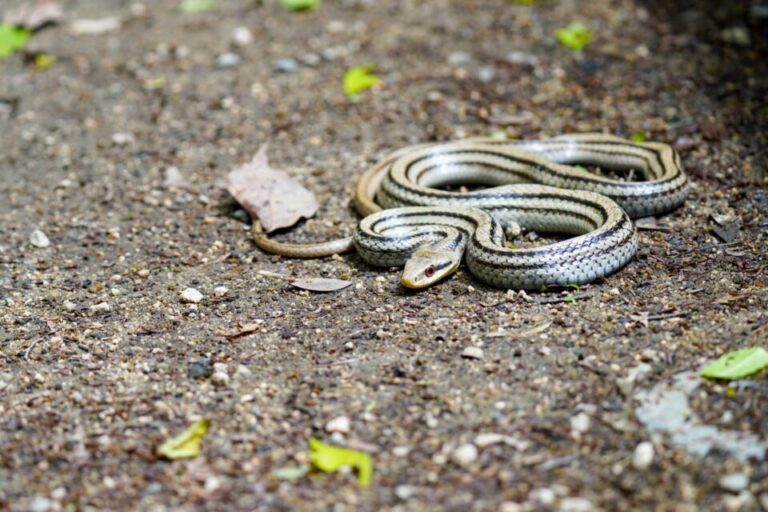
253 134 687 289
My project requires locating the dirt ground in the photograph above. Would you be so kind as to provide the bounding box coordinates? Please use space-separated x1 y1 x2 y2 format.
1 0 767 510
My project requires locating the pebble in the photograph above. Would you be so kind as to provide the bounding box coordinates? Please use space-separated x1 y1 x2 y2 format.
216 52 241 68
632 441 654 471
720 26 750 46
236 364 252 378
570 412 591 434
180 288 203 303
558 497 594 512
274 58 299 73
213 362 228 373
450 443 478 466
188 358 213 379
759 493 768 510
325 416 351 434
530 488 556 506
395 485 416 500
477 66 496 83
499 503 523 512
460 346 484 359
28 496 54 512
213 286 228 297
447 51 471 65
211 371 229 387
62 300 77 311
111 132 133 145
232 26 253 46
719 472 748 493
89 302 111 314
29 228 50 248
474 433 504 447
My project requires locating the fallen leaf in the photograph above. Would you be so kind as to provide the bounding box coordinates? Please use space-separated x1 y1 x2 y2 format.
309 437 372 487
34 53 54 70
291 278 352 292
70 17 121 35
343 66 380 97
220 322 261 340
225 144 319 232
180 0 219 13
555 22 592 51
3 1 63 30
632 130 647 143
157 419 210 460
272 465 310 480
278 0 321 10
0 24 30 59
701 347 768 380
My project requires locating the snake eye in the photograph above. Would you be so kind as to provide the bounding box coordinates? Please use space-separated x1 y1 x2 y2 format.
424 265 436 277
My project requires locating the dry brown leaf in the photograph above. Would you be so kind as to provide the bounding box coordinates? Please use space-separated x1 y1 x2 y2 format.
3 1 63 30
225 144 318 233
291 278 352 292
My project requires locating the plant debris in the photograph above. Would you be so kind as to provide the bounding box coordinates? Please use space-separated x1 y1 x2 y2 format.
309 438 373 487
701 347 768 380
157 419 211 460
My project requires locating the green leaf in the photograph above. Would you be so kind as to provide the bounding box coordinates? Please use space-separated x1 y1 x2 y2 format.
555 22 592 51
701 347 768 380
34 53 55 70
157 419 210 459
564 293 577 304
632 130 647 143
272 465 310 480
343 66 381 97
0 24 30 59
278 0 321 11
308 437 373 487
180 0 219 14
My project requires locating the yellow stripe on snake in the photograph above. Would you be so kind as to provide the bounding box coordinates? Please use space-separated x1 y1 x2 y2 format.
252 134 687 289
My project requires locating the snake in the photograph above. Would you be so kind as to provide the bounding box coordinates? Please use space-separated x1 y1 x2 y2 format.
252 134 687 289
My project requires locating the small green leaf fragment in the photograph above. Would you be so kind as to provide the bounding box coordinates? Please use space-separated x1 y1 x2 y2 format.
564 293 577 304
272 465 310 480
701 347 768 380
278 0 321 11
180 0 219 14
157 419 210 459
510 0 536 4
555 22 592 51
309 437 373 487
632 130 647 143
343 65 381 97
0 24 30 59
364 400 377 413
34 53 55 70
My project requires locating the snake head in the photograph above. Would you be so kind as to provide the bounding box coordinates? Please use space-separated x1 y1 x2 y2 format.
401 247 461 289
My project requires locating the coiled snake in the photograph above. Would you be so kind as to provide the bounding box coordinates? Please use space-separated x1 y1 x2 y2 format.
252 134 687 289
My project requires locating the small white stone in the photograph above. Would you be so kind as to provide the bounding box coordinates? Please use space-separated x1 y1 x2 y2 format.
719 472 749 493
474 433 504 447
89 302 111 314
28 496 54 512
499 502 523 512
236 365 252 378
325 416 351 434
392 446 411 457
530 488 556 506
180 287 203 303
450 443 478 467
63 300 77 311
211 371 229 387
460 346 484 359
213 362 228 373
213 286 228 297
570 412 591 434
632 441 655 471
216 52 241 68
395 485 415 500
29 229 50 248
232 26 253 46
758 493 767 511
111 132 133 145
558 497 594 512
